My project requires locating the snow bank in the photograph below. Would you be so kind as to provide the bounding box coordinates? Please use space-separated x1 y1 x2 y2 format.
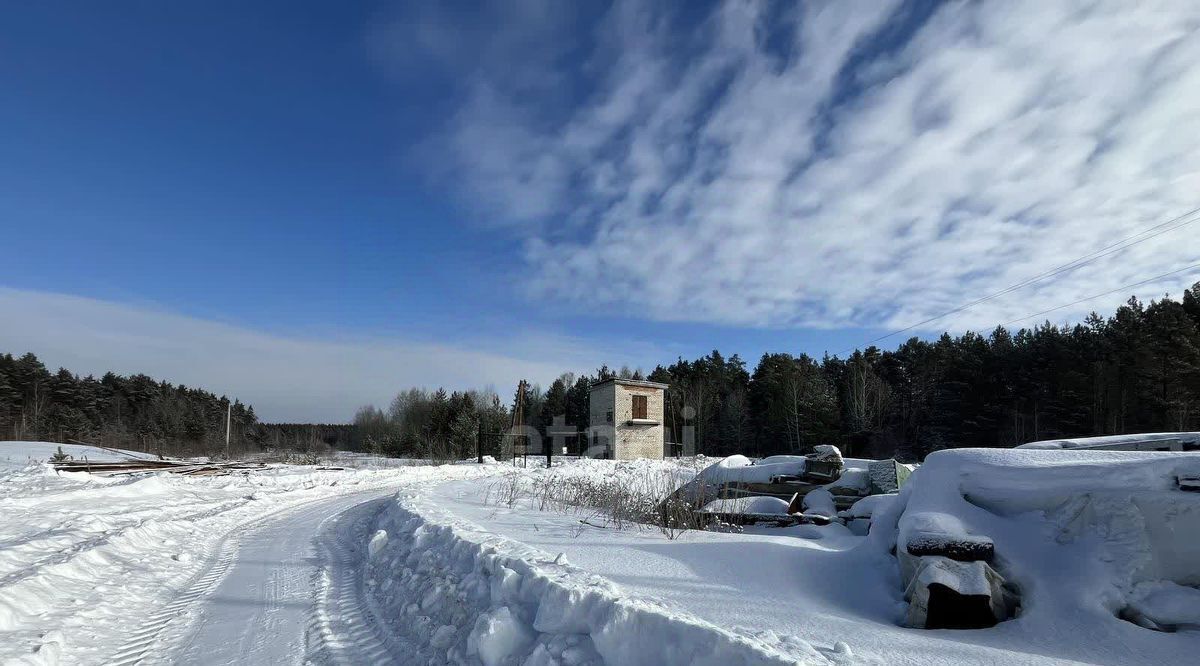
408 456 1200 664
365 492 831 665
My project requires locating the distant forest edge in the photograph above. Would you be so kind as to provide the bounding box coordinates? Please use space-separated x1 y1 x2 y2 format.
3 281 1199 461
0 351 357 457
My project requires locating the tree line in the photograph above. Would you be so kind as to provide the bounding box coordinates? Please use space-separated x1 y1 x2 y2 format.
355 282 1200 462
0 353 365 458
647 283 1200 460
6 282 1199 462
0 352 258 457
351 387 511 461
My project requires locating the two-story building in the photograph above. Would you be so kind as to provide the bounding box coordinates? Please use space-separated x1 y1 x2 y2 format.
587 378 668 460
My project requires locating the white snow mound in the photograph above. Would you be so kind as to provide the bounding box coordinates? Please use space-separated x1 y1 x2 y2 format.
365 491 831 665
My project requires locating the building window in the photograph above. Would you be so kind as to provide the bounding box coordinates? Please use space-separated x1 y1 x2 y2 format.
632 394 648 419
606 410 613 423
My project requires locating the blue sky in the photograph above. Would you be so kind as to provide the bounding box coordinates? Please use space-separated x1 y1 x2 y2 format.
3 1 1199 421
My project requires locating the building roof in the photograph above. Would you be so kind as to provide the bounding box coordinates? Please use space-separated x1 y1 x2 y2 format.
588 377 669 391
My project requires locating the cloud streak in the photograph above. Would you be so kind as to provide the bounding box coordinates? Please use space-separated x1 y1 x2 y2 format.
0 288 657 422
404 0 1200 332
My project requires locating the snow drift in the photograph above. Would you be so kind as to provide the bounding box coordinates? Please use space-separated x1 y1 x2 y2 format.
364 492 834 665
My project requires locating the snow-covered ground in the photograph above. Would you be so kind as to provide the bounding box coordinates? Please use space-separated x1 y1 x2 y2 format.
3 441 1198 665
1 440 160 467
362 452 1200 665
0 442 493 664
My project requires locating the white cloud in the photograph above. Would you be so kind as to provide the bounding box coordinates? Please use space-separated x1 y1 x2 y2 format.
415 0 1200 333
0 288 659 422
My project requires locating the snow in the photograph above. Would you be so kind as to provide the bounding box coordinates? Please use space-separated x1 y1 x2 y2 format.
365 483 824 665
692 451 869 487
869 447 1200 658
698 454 797 485
700 496 790 515
5 443 1199 664
839 494 898 536
801 488 837 518
826 467 870 493
0 440 158 468
1017 431 1200 450
0 448 492 664
470 606 537 666
378 452 1200 665
842 493 897 519
1126 581 1200 629
368 529 389 557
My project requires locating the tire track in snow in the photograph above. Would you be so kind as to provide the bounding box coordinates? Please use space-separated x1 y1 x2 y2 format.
0 499 246 589
106 491 389 665
304 496 416 665
107 533 241 665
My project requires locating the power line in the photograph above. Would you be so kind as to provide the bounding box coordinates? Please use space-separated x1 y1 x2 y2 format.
838 204 1200 355
1000 262 1200 327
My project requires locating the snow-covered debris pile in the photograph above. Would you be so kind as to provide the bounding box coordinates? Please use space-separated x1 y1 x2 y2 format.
696 454 803 486
1016 431 1200 451
870 447 1200 633
365 490 832 666
670 449 847 507
668 448 911 528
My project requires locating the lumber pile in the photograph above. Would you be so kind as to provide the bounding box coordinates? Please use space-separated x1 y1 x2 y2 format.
51 457 266 477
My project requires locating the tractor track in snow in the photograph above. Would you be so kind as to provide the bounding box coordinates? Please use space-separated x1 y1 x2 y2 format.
304 496 417 665
108 531 242 666
0 498 249 589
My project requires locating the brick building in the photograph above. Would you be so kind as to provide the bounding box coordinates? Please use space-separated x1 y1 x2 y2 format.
588 378 668 460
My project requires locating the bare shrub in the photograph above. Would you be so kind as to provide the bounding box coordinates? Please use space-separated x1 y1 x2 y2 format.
485 463 711 539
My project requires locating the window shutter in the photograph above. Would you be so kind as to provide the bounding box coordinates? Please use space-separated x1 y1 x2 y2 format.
633 395 647 419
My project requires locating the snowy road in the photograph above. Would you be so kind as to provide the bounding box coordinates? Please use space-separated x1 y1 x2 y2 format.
0 446 498 664
130 490 407 666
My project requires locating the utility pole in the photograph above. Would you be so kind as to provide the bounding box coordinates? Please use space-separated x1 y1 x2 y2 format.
225 402 232 458
511 380 528 467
